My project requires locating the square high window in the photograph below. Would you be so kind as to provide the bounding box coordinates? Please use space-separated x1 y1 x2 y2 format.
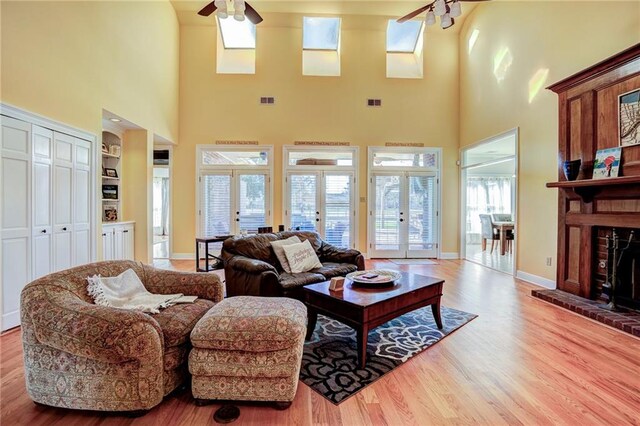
217 16 256 49
303 17 341 50
387 20 423 53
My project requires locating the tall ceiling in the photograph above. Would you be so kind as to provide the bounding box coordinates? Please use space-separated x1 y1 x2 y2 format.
170 0 479 29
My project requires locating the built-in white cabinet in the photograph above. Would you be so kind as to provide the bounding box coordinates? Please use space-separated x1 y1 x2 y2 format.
102 222 135 261
1 112 95 331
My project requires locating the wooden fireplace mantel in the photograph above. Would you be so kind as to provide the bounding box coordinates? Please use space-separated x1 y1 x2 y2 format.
547 43 640 299
546 176 640 202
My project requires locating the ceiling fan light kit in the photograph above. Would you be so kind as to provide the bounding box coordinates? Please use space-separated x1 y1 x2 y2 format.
214 0 228 19
400 0 481 30
233 0 246 22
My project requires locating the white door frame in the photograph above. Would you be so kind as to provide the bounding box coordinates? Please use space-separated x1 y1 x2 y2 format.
195 145 273 237
153 144 173 258
282 145 359 249
367 146 442 259
459 128 519 276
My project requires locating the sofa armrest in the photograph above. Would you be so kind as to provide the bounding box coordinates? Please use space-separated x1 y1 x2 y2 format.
319 242 365 270
142 265 224 303
21 283 163 364
224 255 281 297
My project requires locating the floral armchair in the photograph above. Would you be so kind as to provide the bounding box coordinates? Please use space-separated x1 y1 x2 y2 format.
20 260 223 413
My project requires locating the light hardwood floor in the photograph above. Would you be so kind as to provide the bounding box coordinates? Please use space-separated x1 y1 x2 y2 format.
2 259 639 425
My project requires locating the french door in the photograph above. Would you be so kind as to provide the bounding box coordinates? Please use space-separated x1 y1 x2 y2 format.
285 171 355 248
369 171 438 258
199 170 270 236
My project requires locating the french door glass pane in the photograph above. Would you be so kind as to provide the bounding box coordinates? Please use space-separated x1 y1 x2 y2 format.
324 174 351 247
408 175 436 250
374 175 400 251
202 174 231 236
290 175 317 231
238 174 266 233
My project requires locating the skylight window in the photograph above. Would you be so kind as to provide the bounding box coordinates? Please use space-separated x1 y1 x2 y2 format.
217 16 256 49
386 20 423 53
303 17 340 50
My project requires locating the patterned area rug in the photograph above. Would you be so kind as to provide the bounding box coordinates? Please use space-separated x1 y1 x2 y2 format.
299 306 476 404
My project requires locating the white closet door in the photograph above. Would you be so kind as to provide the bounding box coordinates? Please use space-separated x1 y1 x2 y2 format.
113 226 124 260
53 132 74 271
122 224 134 260
1 116 31 330
73 138 92 266
31 125 53 279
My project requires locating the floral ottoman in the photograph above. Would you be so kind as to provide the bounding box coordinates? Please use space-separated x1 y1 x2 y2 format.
189 296 307 409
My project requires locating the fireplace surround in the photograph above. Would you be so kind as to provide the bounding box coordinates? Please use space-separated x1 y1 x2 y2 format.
536 44 640 335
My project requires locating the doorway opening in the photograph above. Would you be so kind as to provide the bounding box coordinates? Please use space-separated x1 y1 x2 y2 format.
460 129 518 275
153 148 171 259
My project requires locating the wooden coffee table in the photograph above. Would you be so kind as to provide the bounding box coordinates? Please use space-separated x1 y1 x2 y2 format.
303 272 444 369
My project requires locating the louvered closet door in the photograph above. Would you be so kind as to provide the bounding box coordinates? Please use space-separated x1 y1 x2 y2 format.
407 173 438 258
323 173 353 248
31 125 53 279
53 132 74 271
73 138 92 266
1 116 32 330
201 172 232 237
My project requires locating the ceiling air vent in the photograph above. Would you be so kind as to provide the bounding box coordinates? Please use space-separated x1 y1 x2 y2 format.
260 96 275 105
367 99 382 107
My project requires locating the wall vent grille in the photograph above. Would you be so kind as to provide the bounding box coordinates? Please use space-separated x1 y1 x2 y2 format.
367 99 382 107
260 97 275 105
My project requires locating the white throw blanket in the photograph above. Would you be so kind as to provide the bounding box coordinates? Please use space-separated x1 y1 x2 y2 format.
87 269 197 314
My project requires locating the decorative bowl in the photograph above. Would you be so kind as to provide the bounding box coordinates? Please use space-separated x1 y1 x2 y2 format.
345 270 402 287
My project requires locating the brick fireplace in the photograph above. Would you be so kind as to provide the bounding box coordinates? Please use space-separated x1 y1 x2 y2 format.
534 44 640 336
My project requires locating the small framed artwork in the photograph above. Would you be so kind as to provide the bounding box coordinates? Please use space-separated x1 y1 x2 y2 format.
102 184 119 200
109 145 121 157
619 88 640 147
103 206 118 222
103 168 118 178
593 147 622 179
101 143 109 154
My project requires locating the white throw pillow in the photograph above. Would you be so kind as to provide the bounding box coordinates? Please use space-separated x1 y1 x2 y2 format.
271 236 302 273
282 239 323 273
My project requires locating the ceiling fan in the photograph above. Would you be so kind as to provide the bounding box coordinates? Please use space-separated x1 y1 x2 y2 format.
198 0 263 25
397 0 489 29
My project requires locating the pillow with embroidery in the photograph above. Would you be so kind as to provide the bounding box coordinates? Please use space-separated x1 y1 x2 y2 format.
282 239 323 273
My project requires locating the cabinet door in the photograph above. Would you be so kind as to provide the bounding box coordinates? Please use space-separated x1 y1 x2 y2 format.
32 125 53 279
114 227 124 260
73 138 92 266
1 116 31 331
123 225 135 260
53 132 74 271
102 228 114 261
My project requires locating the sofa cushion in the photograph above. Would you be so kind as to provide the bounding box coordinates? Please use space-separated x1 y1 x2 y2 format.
279 272 326 289
282 240 323 273
151 299 215 348
270 236 301 273
190 296 307 352
310 262 358 279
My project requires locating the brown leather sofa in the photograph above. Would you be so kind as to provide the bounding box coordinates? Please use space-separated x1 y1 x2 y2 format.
221 231 365 299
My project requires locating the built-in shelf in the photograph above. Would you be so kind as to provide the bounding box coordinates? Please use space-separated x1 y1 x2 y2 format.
102 152 121 159
101 176 120 181
102 199 120 202
547 176 640 202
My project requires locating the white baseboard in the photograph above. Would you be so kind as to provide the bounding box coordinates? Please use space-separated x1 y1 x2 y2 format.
516 270 556 289
2 311 20 332
171 253 195 260
440 252 459 260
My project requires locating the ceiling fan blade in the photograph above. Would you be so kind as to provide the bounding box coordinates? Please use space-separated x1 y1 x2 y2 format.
397 5 432 23
198 1 218 17
245 3 264 25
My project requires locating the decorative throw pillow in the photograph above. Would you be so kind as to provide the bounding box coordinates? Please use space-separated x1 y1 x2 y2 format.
270 236 301 273
282 239 323 274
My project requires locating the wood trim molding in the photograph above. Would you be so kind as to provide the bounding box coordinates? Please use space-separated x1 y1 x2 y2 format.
547 42 640 93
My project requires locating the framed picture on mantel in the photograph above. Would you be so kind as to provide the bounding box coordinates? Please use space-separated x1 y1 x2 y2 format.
593 147 622 179
619 88 640 147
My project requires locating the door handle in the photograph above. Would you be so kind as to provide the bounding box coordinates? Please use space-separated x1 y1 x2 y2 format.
399 219 404 222
236 218 240 222
316 218 320 222
123 230 129 233
62 227 68 231
102 233 106 237
316 211 320 215
236 211 240 215
41 229 47 234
